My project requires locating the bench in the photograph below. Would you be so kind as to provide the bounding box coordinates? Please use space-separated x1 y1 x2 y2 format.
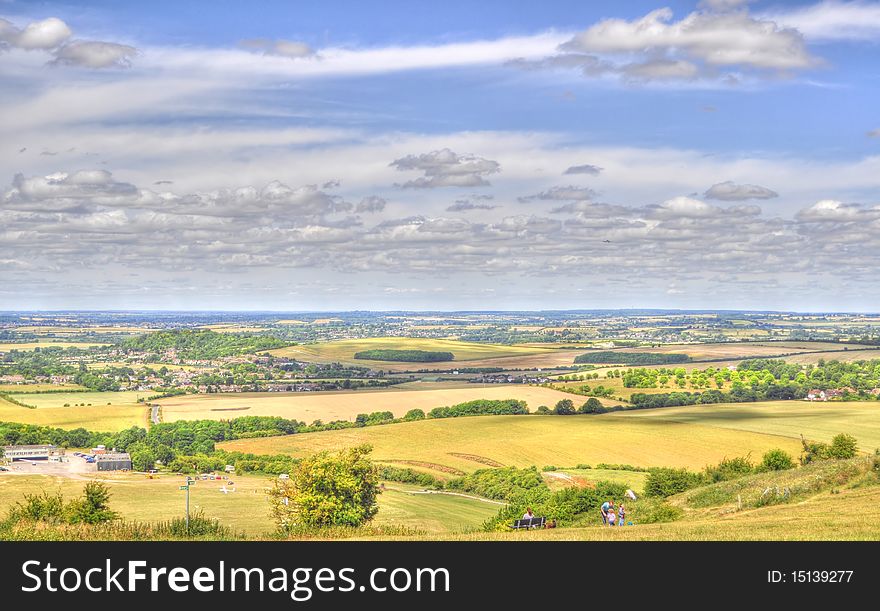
510 517 546 530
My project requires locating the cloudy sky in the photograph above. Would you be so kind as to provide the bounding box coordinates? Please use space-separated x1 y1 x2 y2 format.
2 0 880 311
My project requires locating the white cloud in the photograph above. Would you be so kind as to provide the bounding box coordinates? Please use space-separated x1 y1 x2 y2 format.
704 180 779 200
52 41 138 68
390 148 500 188
762 1 880 42
563 164 603 176
240 38 315 58
1 17 71 50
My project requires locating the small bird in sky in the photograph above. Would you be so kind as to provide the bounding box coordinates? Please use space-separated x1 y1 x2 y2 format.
18 147 26 153
602 239 612 243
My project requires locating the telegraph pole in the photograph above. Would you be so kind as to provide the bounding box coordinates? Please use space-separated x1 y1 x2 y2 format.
179 479 191 533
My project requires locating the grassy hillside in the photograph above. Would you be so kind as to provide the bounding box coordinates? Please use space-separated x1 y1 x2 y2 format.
0 397 149 431
619 401 880 451
220 413 804 478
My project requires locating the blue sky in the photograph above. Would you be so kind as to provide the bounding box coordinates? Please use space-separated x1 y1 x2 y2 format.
1 0 880 310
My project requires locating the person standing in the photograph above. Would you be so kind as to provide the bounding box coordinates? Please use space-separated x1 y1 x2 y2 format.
618 503 626 526
600 500 614 525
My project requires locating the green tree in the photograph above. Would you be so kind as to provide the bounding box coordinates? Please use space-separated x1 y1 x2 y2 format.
554 399 576 415
759 449 795 471
403 408 425 421
268 444 380 531
67 482 119 525
578 397 604 414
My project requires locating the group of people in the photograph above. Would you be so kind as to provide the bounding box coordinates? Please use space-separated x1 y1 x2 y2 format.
600 500 628 527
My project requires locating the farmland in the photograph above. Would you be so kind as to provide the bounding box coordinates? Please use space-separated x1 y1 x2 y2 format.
12 390 153 408
268 337 574 370
156 384 599 424
0 397 149 431
0 341 109 351
219 411 805 478
618 401 880 451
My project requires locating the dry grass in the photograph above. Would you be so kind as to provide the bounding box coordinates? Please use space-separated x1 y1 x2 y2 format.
0 397 148 431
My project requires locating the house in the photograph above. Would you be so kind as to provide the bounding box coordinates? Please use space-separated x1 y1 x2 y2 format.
96 453 132 471
2 444 58 461
806 389 827 401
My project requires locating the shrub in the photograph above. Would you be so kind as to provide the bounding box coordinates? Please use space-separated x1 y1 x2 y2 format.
705 456 754 482
447 466 547 502
644 467 705 497
535 405 551 415
759 449 795 472
402 409 425 421
67 482 119 525
829 434 858 459
578 397 604 414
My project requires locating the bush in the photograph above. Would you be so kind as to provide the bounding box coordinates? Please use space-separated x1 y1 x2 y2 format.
705 456 754 482
67 482 119 525
402 409 425 421
535 405 551 414
447 466 547 502
644 467 705 497
759 449 795 472
829 434 858 459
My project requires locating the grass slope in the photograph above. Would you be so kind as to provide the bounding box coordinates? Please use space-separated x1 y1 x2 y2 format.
220 414 804 478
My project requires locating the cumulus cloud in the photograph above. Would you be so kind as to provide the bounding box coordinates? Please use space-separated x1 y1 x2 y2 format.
51 41 138 68
518 185 597 203
0 16 137 68
704 180 779 201
355 196 386 213
447 199 497 212
795 199 880 222
563 164 603 176
390 149 500 188
513 5 816 84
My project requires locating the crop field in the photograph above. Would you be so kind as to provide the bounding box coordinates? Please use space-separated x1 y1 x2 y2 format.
596 341 876 361
269 337 558 369
0 341 110 351
0 473 498 536
0 396 149 431
0 384 86 393
156 385 599 424
618 401 880 451
219 413 804 479
13 390 153 408
548 376 736 400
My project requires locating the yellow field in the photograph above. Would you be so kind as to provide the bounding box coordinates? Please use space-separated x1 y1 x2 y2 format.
609 341 877 360
619 401 880 451
14 390 153 408
269 337 559 370
0 341 109 351
156 384 602 424
14 326 154 334
0 384 86 393
0 397 149 430
219 413 804 478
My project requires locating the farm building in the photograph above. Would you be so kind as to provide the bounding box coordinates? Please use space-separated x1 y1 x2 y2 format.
2 444 58 461
96 452 132 471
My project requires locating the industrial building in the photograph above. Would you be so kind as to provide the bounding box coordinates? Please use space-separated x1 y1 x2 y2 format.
2 444 58 461
96 452 132 471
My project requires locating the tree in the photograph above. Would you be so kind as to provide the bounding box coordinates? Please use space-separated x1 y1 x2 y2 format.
578 397 604 414
759 449 795 471
554 399 576 415
403 408 425 421
828 434 858 459
268 444 380 532
67 482 119 525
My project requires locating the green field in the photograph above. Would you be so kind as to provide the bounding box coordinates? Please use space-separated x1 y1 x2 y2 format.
0 473 499 536
220 411 805 478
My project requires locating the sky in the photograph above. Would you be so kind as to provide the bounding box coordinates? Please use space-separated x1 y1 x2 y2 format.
1 0 880 312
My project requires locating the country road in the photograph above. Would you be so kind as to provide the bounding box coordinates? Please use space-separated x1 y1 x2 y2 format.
150 404 160 425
